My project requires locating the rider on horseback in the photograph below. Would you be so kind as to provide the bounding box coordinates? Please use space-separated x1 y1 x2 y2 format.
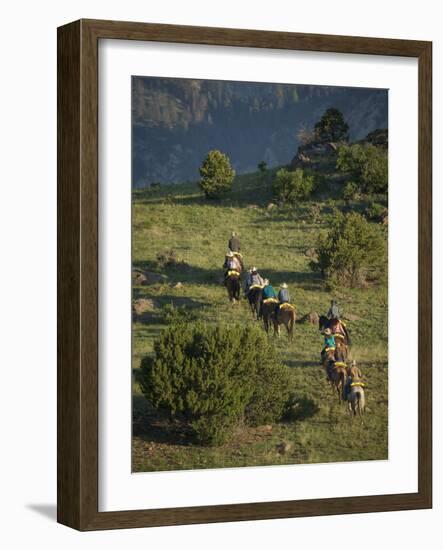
259 279 277 319
276 282 291 315
223 250 242 279
228 231 241 253
244 266 265 296
321 327 336 363
326 299 349 343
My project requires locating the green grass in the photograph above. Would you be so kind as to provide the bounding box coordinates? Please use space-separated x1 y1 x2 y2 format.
132 170 388 471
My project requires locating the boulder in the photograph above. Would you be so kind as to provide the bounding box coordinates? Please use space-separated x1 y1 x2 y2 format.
132 270 166 285
267 202 276 210
300 311 320 325
173 282 183 289
132 298 155 317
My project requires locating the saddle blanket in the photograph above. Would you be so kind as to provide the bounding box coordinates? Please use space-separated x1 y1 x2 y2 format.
279 303 295 311
249 284 264 290
263 297 279 305
227 270 241 277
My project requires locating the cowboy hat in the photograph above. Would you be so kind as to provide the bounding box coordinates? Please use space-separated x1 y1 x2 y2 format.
281 283 288 288
324 328 332 335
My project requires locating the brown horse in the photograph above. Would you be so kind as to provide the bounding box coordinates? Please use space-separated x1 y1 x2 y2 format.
333 333 349 362
322 349 347 403
273 303 296 340
225 272 241 303
345 363 366 418
262 299 279 333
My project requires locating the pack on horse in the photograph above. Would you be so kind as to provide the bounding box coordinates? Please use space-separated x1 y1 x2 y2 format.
322 347 347 404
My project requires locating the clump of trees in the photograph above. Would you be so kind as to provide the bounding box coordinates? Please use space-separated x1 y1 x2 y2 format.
337 143 388 195
314 107 349 143
272 168 314 204
312 210 387 288
199 150 235 199
138 323 291 446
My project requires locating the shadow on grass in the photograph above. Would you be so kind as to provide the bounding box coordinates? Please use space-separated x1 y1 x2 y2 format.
132 394 195 446
134 260 222 286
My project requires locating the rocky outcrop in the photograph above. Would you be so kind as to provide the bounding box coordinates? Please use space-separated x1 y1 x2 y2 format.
132 269 167 286
289 141 339 170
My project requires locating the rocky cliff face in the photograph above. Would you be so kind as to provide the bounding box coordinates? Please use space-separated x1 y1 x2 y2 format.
132 77 388 186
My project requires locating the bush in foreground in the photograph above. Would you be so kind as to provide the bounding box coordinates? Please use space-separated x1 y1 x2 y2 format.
138 323 291 445
199 150 235 199
272 168 314 204
312 210 387 287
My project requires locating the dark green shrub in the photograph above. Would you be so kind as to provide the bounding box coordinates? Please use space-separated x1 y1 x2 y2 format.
337 144 388 195
272 168 314 204
314 107 349 143
257 160 267 173
138 323 291 445
312 210 387 287
343 181 359 201
199 150 235 199
365 201 387 222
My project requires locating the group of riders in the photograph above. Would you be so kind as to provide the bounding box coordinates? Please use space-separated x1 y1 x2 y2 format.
222 232 362 405
223 232 293 319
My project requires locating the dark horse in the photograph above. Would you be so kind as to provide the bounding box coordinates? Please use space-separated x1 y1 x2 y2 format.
225 272 241 303
247 286 262 319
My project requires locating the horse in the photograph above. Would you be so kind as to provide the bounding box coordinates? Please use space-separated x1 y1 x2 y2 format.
262 298 279 334
333 333 349 362
247 286 262 320
322 348 347 404
345 364 366 418
273 303 296 340
225 271 241 303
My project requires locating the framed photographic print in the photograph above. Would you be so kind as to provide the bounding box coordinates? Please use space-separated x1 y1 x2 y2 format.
57 19 432 530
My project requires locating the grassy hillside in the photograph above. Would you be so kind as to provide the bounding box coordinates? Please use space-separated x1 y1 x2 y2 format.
132 170 388 472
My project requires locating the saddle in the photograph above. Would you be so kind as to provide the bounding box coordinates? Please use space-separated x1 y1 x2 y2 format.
279 303 295 311
227 270 241 278
263 297 279 305
333 333 345 342
249 284 264 290
333 361 347 369
350 381 366 388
